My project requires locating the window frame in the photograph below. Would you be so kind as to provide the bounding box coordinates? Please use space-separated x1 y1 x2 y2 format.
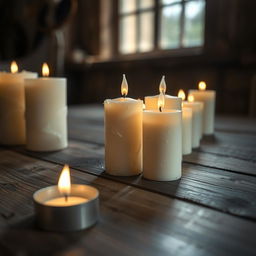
116 0 206 57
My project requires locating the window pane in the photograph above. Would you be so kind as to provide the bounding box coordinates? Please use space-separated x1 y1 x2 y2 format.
119 15 137 54
183 0 205 47
119 0 136 14
138 11 154 52
139 0 154 9
160 5 182 49
161 0 181 5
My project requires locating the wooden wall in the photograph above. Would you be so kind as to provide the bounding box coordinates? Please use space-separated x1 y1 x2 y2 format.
66 0 256 115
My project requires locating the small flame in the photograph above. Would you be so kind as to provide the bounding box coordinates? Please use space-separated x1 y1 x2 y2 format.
198 81 206 90
178 89 186 101
121 74 128 97
158 92 165 112
58 164 71 196
143 103 146 110
11 61 18 74
188 94 194 102
159 75 166 94
42 63 50 77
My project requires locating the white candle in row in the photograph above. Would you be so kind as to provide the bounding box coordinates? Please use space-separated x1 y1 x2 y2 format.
189 81 216 135
104 75 143 176
0 62 38 145
25 63 67 151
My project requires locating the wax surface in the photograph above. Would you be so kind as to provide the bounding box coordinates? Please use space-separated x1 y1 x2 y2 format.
25 77 67 151
143 109 182 181
45 196 88 206
189 90 216 135
183 101 203 148
182 107 192 155
104 97 143 176
145 94 182 110
0 71 38 145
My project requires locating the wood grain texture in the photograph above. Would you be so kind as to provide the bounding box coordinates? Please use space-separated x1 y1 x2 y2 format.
12 139 256 220
0 150 256 256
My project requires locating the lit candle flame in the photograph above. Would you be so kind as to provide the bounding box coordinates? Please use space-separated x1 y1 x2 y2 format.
58 164 71 197
143 103 146 110
42 63 50 77
158 92 165 112
198 81 206 90
159 75 166 94
178 89 186 101
11 61 18 74
188 94 194 102
121 74 128 97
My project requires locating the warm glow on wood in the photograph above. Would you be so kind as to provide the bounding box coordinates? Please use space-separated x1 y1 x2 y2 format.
178 89 186 101
58 164 71 196
121 74 128 97
42 63 50 77
11 61 18 74
198 81 206 90
159 75 166 94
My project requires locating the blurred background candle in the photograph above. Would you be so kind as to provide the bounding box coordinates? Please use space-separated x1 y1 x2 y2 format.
189 81 216 135
145 76 182 110
178 90 192 155
0 61 37 145
25 63 67 151
183 94 203 148
143 93 182 181
104 74 143 176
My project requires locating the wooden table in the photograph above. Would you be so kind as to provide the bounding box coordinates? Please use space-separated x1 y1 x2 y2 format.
0 105 256 256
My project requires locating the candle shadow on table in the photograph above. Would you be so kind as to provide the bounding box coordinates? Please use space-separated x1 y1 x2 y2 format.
0 215 95 255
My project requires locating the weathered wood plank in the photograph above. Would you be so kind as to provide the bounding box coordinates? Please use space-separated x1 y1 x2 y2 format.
0 150 256 256
12 140 256 220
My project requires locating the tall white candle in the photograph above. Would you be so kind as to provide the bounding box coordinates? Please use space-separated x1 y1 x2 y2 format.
183 95 203 148
143 93 182 181
181 107 192 155
25 63 67 151
0 61 38 145
189 81 216 135
104 75 143 176
145 76 182 110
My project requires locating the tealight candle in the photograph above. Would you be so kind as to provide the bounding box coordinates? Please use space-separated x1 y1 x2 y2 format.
143 93 182 181
33 165 99 232
25 63 67 151
0 61 38 145
182 94 203 148
189 81 216 135
104 74 143 176
145 76 182 110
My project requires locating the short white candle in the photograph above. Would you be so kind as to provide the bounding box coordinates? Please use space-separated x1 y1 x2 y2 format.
25 63 67 151
45 196 88 206
145 76 182 110
143 93 182 181
104 75 143 176
189 81 216 135
0 61 38 145
183 95 203 149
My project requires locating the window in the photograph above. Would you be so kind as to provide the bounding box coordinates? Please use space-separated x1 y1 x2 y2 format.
118 0 205 55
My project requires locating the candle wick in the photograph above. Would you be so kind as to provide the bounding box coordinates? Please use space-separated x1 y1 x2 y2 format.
65 194 68 202
159 106 162 112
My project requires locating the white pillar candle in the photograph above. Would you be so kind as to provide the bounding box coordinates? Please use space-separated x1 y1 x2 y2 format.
0 62 38 145
143 93 182 181
189 81 216 135
25 63 67 151
104 75 143 176
181 107 192 155
145 76 182 110
183 95 203 148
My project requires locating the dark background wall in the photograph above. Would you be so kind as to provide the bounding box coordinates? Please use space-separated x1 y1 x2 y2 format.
0 0 255 115
67 0 256 115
